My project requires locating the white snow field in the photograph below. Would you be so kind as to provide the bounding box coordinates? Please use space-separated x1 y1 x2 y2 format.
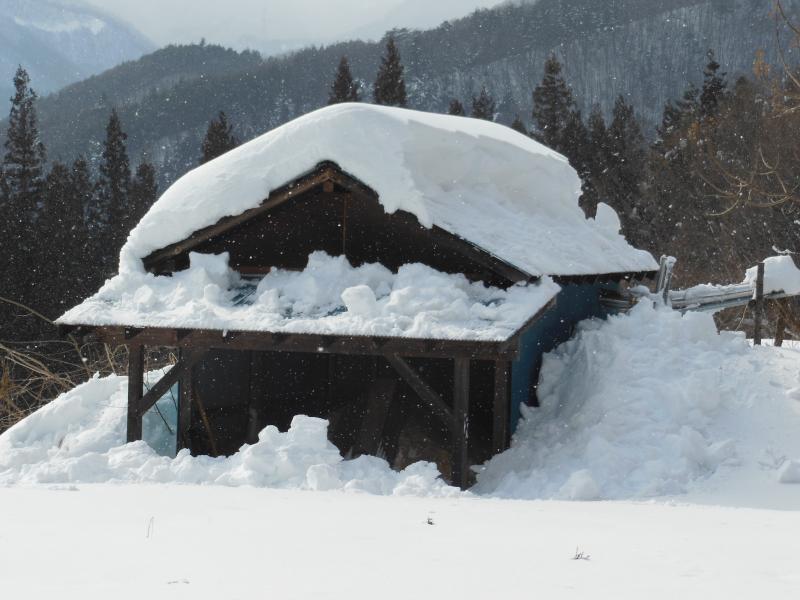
5 303 800 597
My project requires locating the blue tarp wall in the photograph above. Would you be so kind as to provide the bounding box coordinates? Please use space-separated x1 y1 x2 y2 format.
510 283 617 432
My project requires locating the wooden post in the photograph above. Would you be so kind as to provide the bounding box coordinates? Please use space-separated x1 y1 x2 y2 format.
177 349 193 453
452 357 470 490
754 261 765 346
775 302 787 348
493 361 510 455
126 345 144 443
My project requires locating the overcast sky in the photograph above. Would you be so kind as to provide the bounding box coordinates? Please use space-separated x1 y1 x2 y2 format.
83 0 504 53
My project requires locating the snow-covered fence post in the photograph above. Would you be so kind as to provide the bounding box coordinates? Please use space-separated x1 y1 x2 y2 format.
754 262 765 346
655 255 677 305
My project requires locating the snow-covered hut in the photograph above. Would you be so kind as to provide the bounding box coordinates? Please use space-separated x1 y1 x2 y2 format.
58 104 658 487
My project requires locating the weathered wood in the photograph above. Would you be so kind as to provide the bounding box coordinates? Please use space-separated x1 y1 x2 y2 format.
91 326 518 361
142 164 344 271
492 361 511 455
177 350 193 452
126 345 144 443
754 261 765 346
452 357 470 490
775 306 787 348
354 378 397 456
385 354 453 426
140 349 209 415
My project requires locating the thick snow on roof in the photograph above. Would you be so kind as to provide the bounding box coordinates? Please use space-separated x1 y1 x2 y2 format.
59 252 560 342
119 103 657 277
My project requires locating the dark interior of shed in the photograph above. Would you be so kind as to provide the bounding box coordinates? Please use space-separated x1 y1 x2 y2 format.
186 349 497 480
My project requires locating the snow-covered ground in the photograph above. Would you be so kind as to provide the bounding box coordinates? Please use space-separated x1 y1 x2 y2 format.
4 302 800 597
1 485 799 600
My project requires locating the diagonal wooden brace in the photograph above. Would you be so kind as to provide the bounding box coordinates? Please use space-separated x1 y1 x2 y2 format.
140 349 209 415
385 353 453 428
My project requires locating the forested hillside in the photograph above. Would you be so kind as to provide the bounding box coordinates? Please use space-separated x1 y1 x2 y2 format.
28 0 796 184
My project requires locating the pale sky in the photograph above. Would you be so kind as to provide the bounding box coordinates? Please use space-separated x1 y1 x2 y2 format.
83 0 504 53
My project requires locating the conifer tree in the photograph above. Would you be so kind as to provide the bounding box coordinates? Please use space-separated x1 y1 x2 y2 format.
562 110 591 179
605 95 646 230
373 37 407 107
699 49 727 121
510 116 528 135
532 54 575 152
448 99 465 116
95 108 131 263
328 56 360 105
470 87 496 121
129 161 159 227
1 66 46 281
200 111 239 165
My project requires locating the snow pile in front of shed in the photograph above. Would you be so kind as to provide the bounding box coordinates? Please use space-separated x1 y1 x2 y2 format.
59 251 559 341
118 103 656 277
0 373 456 496
475 301 800 507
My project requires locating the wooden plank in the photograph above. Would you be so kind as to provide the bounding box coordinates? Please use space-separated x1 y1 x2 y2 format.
91 326 517 361
126 345 144 443
140 349 209 414
492 361 511 455
385 354 453 426
754 262 765 346
177 350 193 453
452 357 470 490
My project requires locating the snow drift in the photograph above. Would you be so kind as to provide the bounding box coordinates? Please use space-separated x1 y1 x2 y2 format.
117 103 656 277
476 302 800 504
0 372 456 496
59 251 560 341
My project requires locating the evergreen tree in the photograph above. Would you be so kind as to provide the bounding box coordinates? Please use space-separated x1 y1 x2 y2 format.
470 87 496 120
448 99 465 116
583 104 611 213
328 56 360 105
373 37 407 107
605 95 646 233
129 161 159 227
200 111 239 164
95 108 131 264
562 110 591 181
532 54 575 152
699 49 727 121
1 66 46 288
510 115 528 135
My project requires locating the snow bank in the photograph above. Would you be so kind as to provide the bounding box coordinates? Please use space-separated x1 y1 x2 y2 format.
59 251 559 341
744 255 800 295
0 374 456 496
475 301 800 502
118 104 656 277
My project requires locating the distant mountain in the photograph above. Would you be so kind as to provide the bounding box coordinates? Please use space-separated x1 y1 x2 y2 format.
24 0 800 186
0 0 153 100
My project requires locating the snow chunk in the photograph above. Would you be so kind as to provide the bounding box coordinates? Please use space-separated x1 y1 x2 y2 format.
58 251 560 342
118 104 656 277
744 255 800 295
0 377 457 497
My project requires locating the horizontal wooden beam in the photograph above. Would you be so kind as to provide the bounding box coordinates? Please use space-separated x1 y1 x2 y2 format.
385 353 454 427
89 326 517 360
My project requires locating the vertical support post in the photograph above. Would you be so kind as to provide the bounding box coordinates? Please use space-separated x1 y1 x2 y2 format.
493 361 511 455
775 302 787 348
126 345 144 443
754 261 765 346
452 357 470 490
177 349 194 453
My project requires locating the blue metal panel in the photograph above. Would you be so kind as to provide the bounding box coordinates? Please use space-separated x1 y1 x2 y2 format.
510 284 614 431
